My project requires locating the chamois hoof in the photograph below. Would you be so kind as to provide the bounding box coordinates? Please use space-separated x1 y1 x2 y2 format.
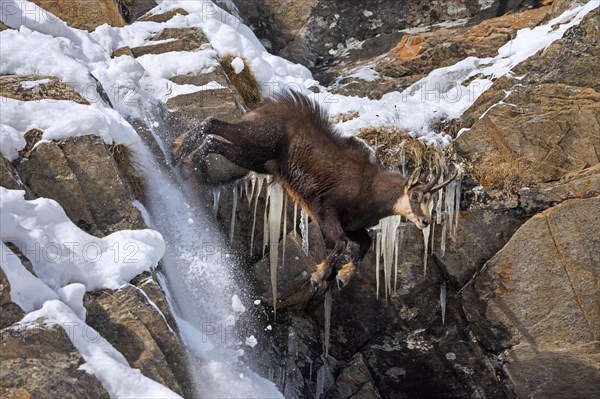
335 275 346 291
310 276 321 291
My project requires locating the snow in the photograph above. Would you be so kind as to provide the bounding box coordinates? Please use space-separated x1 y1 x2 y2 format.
245 335 258 348
21 301 181 398
0 98 141 161
0 188 165 291
231 56 245 74
20 78 50 89
232 294 246 313
0 0 597 397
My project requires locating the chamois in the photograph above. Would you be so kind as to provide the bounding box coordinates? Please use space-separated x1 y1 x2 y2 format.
173 91 456 290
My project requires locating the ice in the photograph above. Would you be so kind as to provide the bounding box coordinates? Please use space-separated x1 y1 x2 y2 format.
281 195 288 270
300 208 310 255
441 220 447 258
267 183 285 316
445 181 456 240
453 175 462 238
212 188 221 217
230 185 239 243
375 230 381 300
245 335 258 348
422 201 434 276
381 216 401 299
293 202 298 236
315 362 335 399
435 189 443 225
232 294 246 313
324 289 332 358
250 174 265 256
440 280 447 325
287 328 298 357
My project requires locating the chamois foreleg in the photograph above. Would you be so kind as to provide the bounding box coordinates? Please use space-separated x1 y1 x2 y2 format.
310 210 348 290
336 228 372 290
172 117 230 165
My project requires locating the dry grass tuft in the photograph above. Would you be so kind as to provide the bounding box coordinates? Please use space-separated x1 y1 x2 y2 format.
358 126 451 172
468 152 534 196
108 144 146 201
331 111 360 124
220 54 261 109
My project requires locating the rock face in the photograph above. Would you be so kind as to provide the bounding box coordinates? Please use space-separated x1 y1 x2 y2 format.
1 320 109 398
29 0 125 30
84 280 192 397
343 5 553 98
461 197 600 398
455 8 600 184
236 0 542 68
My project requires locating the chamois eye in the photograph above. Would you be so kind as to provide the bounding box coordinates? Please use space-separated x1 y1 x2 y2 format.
411 192 419 201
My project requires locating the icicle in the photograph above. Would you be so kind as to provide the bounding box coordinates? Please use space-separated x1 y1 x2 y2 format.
422 200 434 276
300 208 309 255
375 229 381 300
431 218 436 255
445 181 456 241
315 363 334 399
250 175 264 256
435 186 443 225
212 188 221 217
263 177 271 257
440 280 447 324
452 175 462 238
394 228 400 294
229 186 238 243
395 225 405 293
268 183 284 316
249 173 257 205
282 194 288 270
324 288 332 358
400 144 407 178
244 178 250 202
293 202 298 236
287 327 297 357
381 216 401 300
441 217 447 258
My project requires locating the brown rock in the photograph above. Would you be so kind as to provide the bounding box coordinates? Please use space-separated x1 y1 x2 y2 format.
0 267 25 330
0 320 109 399
0 75 88 104
461 197 600 397
137 7 188 23
130 28 209 57
29 0 125 31
17 141 95 228
456 9 600 185
60 135 145 233
84 284 190 397
331 353 381 399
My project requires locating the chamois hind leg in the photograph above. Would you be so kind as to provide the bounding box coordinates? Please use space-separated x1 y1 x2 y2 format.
336 228 372 290
310 210 348 290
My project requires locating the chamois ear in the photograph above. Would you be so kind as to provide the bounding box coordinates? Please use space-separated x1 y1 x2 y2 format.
408 167 422 188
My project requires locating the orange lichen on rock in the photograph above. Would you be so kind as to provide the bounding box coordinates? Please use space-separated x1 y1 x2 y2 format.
389 34 425 60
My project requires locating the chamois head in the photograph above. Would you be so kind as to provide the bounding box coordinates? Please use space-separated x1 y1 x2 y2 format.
394 166 458 229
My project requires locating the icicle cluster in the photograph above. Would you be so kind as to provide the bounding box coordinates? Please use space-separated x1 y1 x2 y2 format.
372 168 462 300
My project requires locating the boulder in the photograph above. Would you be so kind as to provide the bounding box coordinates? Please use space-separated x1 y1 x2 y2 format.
0 267 25 330
460 197 600 397
0 75 88 104
0 320 109 398
60 135 145 233
29 0 125 31
129 28 210 57
137 7 188 23
0 156 34 199
84 282 191 397
237 0 542 66
17 141 95 229
456 9 600 185
329 353 381 399
121 0 159 23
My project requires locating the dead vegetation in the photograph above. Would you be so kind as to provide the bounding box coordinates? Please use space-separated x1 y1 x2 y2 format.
108 144 146 201
220 54 261 109
467 152 535 196
331 111 360 124
358 126 452 172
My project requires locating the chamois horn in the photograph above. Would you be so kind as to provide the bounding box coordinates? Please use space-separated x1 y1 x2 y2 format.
427 164 459 193
423 166 441 192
